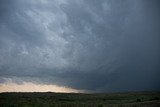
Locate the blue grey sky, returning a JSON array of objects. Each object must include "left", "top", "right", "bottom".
[{"left": 0, "top": 0, "right": 160, "bottom": 92}]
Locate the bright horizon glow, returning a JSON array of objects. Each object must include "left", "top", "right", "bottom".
[{"left": 0, "top": 82, "right": 82, "bottom": 93}]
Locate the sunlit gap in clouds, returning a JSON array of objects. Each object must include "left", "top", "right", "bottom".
[{"left": 0, "top": 82, "right": 83, "bottom": 93}]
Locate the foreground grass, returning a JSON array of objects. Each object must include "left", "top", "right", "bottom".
[{"left": 0, "top": 91, "right": 160, "bottom": 107}]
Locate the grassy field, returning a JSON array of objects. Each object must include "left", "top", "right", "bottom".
[{"left": 0, "top": 91, "right": 160, "bottom": 107}]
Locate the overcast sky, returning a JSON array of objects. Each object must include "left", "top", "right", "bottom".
[{"left": 0, "top": 0, "right": 160, "bottom": 92}]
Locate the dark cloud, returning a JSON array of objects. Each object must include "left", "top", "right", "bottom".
[{"left": 0, "top": 0, "right": 160, "bottom": 92}]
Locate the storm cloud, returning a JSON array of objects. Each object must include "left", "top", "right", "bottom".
[{"left": 0, "top": 0, "right": 160, "bottom": 92}]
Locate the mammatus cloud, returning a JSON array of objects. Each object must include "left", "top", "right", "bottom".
[{"left": 0, "top": 0, "right": 160, "bottom": 92}]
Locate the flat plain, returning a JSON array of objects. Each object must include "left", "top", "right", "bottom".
[{"left": 0, "top": 91, "right": 160, "bottom": 107}]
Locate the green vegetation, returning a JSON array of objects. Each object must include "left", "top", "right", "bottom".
[{"left": 0, "top": 91, "right": 160, "bottom": 107}]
